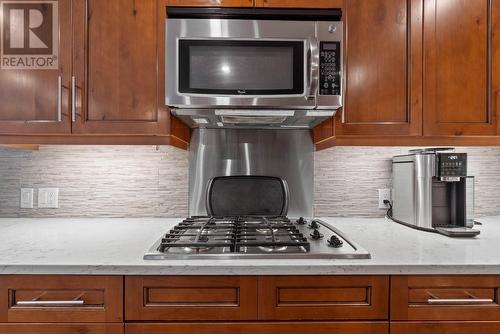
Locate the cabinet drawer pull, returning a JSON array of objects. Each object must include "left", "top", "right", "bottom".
[
  {"left": 427, "top": 298, "right": 493, "bottom": 305},
  {"left": 16, "top": 300, "right": 85, "bottom": 307}
]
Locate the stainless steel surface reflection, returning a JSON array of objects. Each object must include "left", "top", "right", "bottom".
[{"left": 189, "top": 129, "right": 313, "bottom": 217}]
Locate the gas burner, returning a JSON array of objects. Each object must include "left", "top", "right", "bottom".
[
  {"left": 182, "top": 246, "right": 213, "bottom": 253},
  {"left": 258, "top": 245, "right": 289, "bottom": 253},
  {"left": 145, "top": 217, "right": 370, "bottom": 260},
  {"left": 255, "top": 228, "right": 279, "bottom": 234}
]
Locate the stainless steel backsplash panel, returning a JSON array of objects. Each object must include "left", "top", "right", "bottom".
[{"left": 189, "top": 129, "right": 313, "bottom": 217}]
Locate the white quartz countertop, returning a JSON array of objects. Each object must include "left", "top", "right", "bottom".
[{"left": 0, "top": 216, "right": 499, "bottom": 275}]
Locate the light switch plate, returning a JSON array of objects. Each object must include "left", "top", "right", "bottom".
[
  {"left": 378, "top": 188, "right": 392, "bottom": 209},
  {"left": 20, "top": 188, "right": 34, "bottom": 209},
  {"left": 38, "top": 188, "right": 59, "bottom": 209}
]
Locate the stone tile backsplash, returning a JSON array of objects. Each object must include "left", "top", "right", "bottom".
[
  {"left": 0, "top": 145, "right": 499, "bottom": 218},
  {"left": 314, "top": 147, "right": 500, "bottom": 218},
  {"left": 0, "top": 145, "right": 189, "bottom": 218}
]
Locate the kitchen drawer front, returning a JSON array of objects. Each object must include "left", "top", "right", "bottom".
[
  {"left": 258, "top": 276, "right": 389, "bottom": 320},
  {"left": 0, "top": 324, "right": 123, "bottom": 334},
  {"left": 125, "top": 276, "right": 258, "bottom": 321},
  {"left": 0, "top": 276, "right": 123, "bottom": 323},
  {"left": 391, "top": 276, "right": 500, "bottom": 321},
  {"left": 125, "top": 322, "right": 388, "bottom": 334},
  {"left": 391, "top": 322, "right": 500, "bottom": 334}
]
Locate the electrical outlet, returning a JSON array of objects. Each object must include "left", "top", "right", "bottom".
[
  {"left": 20, "top": 188, "right": 34, "bottom": 209},
  {"left": 38, "top": 188, "right": 59, "bottom": 209},
  {"left": 378, "top": 188, "right": 392, "bottom": 209}
]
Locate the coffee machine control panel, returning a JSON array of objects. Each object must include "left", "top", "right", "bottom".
[{"left": 437, "top": 153, "right": 467, "bottom": 177}]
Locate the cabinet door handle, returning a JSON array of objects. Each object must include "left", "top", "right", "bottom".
[
  {"left": 71, "top": 76, "right": 76, "bottom": 122},
  {"left": 427, "top": 298, "right": 494, "bottom": 305},
  {"left": 57, "top": 76, "right": 62, "bottom": 122},
  {"left": 16, "top": 300, "right": 85, "bottom": 307}
]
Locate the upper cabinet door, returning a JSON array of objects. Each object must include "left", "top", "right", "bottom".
[
  {"left": 423, "top": 0, "right": 497, "bottom": 136},
  {"left": 336, "top": 0, "right": 423, "bottom": 136},
  {"left": 0, "top": 0, "right": 71, "bottom": 135},
  {"left": 255, "top": 0, "right": 342, "bottom": 8},
  {"left": 72, "top": 0, "right": 168, "bottom": 135},
  {"left": 167, "top": 0, "right": 254, "bottom": 6}
]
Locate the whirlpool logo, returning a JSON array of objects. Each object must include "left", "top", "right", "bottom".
[{"left": 0, "top": 0, "right": 58, "bottom": 69}]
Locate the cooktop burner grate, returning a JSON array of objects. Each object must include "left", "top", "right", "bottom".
[{"left": 157, "top": 216, "right": 310, "bottom": 254}]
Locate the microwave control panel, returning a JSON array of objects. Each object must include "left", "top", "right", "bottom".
[{"left": 319, "top": 42, "right": 341, "bottom": 96}]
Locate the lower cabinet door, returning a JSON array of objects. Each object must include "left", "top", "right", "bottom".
[
  {"left": 0, "top": 324, "right": 123, "bottom": 334},
  {"left": 125, "top": 276, "right": 258, "bottom": 321},
  {"left": 392, "top": 322, "right": 500, "bottom": 334},
  {"left": 258, "top": 276, "right": 389, "bottom": 320},
  {"left": 125, "top": 322, "right": 388, "bottom": 334}
]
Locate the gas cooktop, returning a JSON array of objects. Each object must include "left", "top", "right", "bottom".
[{"left": 144, "top": 216, "right": 370, "bottom": 260}]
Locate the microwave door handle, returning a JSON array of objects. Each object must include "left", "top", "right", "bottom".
[{"left": 306, "top": 38, "right": 319, "bottom": 100}]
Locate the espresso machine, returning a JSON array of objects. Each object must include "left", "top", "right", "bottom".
[{"left": 391, "top": 148, "right": 479, "bottom": 237}]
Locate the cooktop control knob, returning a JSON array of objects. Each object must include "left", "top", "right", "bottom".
[
  {"left": 297, "top": 217, "right": 306, "bottom": 225},
  {"left": 309, "top": 220, "right": 320, "bottom": 229},
  {"left": 328, "top": 235, "right": 344, "bottom": 248},
  {"left": 310, "top": 229, "right": 324, "bottom": 240}
]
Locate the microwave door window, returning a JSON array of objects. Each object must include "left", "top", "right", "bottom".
[
  {"left": 178, "top": 40, "right": 304, "bottom": 95},
  {"left": 190, "top": 46, "right": 293, "bottom": 90}
]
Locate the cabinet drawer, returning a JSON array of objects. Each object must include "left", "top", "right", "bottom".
[
  {"left": 0, "top": 276, "right": 123, "bottom": 323},
  {"left": 392, "top": 322, "right": 500, "bottom": 334},
  {"left": 0, "top": 324, "right": 123, "bottom": 334},
  {"left": 125, "top": 276, "right": 258, "bottom": 321},
  {"left": 391, "top": 276, "right": 500, "bottom": 321},
  {"left": 125, "top": 322, "right": 388, "bottom": 334},
  {"left": 258, "top": 276, "right": 389, "bottom": 320}
]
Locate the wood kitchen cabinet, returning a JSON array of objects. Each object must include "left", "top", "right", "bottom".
[
  {"left": 125, "top": 275, "right": 389, "bottom": 322},
  {"left": 0, "top": 324, "right": 123, "bottom": 334},
  {"left": 392, "top": 322, "right": 500, "bottom": 334},
  {"left": 314, "top": 0, "right": 500, "bottom": 149},
  {"left": 0, "top": 0, "right": 190, "bottom": 148},
  {"left": 125, "top": 322, "right": 388, "bottom": 334},
  {"left": 313, "top": 117, "right": 336, "bottom": 150},
  {"left": 0, "top": 275, "right": 123, "bottom": 323},
  {"left": 72, "top": 0, "right": 169, "bottom": 136},
  {"left": 423, "top": 0, "right": 498, "bottom": 136},
  {"left": 125, "top": 276, "right": 259, "bottom": 321},
  {"left": 335, "top": 0, "right": 422, "bottom": 137},
  {"left": 4, "top": 274, "right": 500, "bottom": 334},
  {"left": 0, "top": 275, "right": 124, "bottom": 334},
  {"left": 391, "top": 275, "right": 500, "bottom": 334},
  {"left": 0, "top": 0, "right": 72, "bottom": 135},
  {"left": 258, "top": 275, "right": 389, "bottom": 320},
  {"left": 391, "top": 275, "right": 500, "bottom": 321}
]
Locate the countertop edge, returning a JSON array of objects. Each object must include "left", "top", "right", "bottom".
[{"left": 2, "top": 264, "right": 500, "bottom": 275}]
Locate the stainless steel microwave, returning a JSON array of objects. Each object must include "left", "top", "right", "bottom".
[{"left": 166, "top": 8, "right": 343, "bottom": 129}]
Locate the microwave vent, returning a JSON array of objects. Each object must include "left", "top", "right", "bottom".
[{"left": 220, "top": 115, "right": 288, "bottom": 125}]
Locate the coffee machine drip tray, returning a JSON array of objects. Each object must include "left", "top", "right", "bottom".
[{"left": 435, "top": 227, "right": 480, "bottom": 237}]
